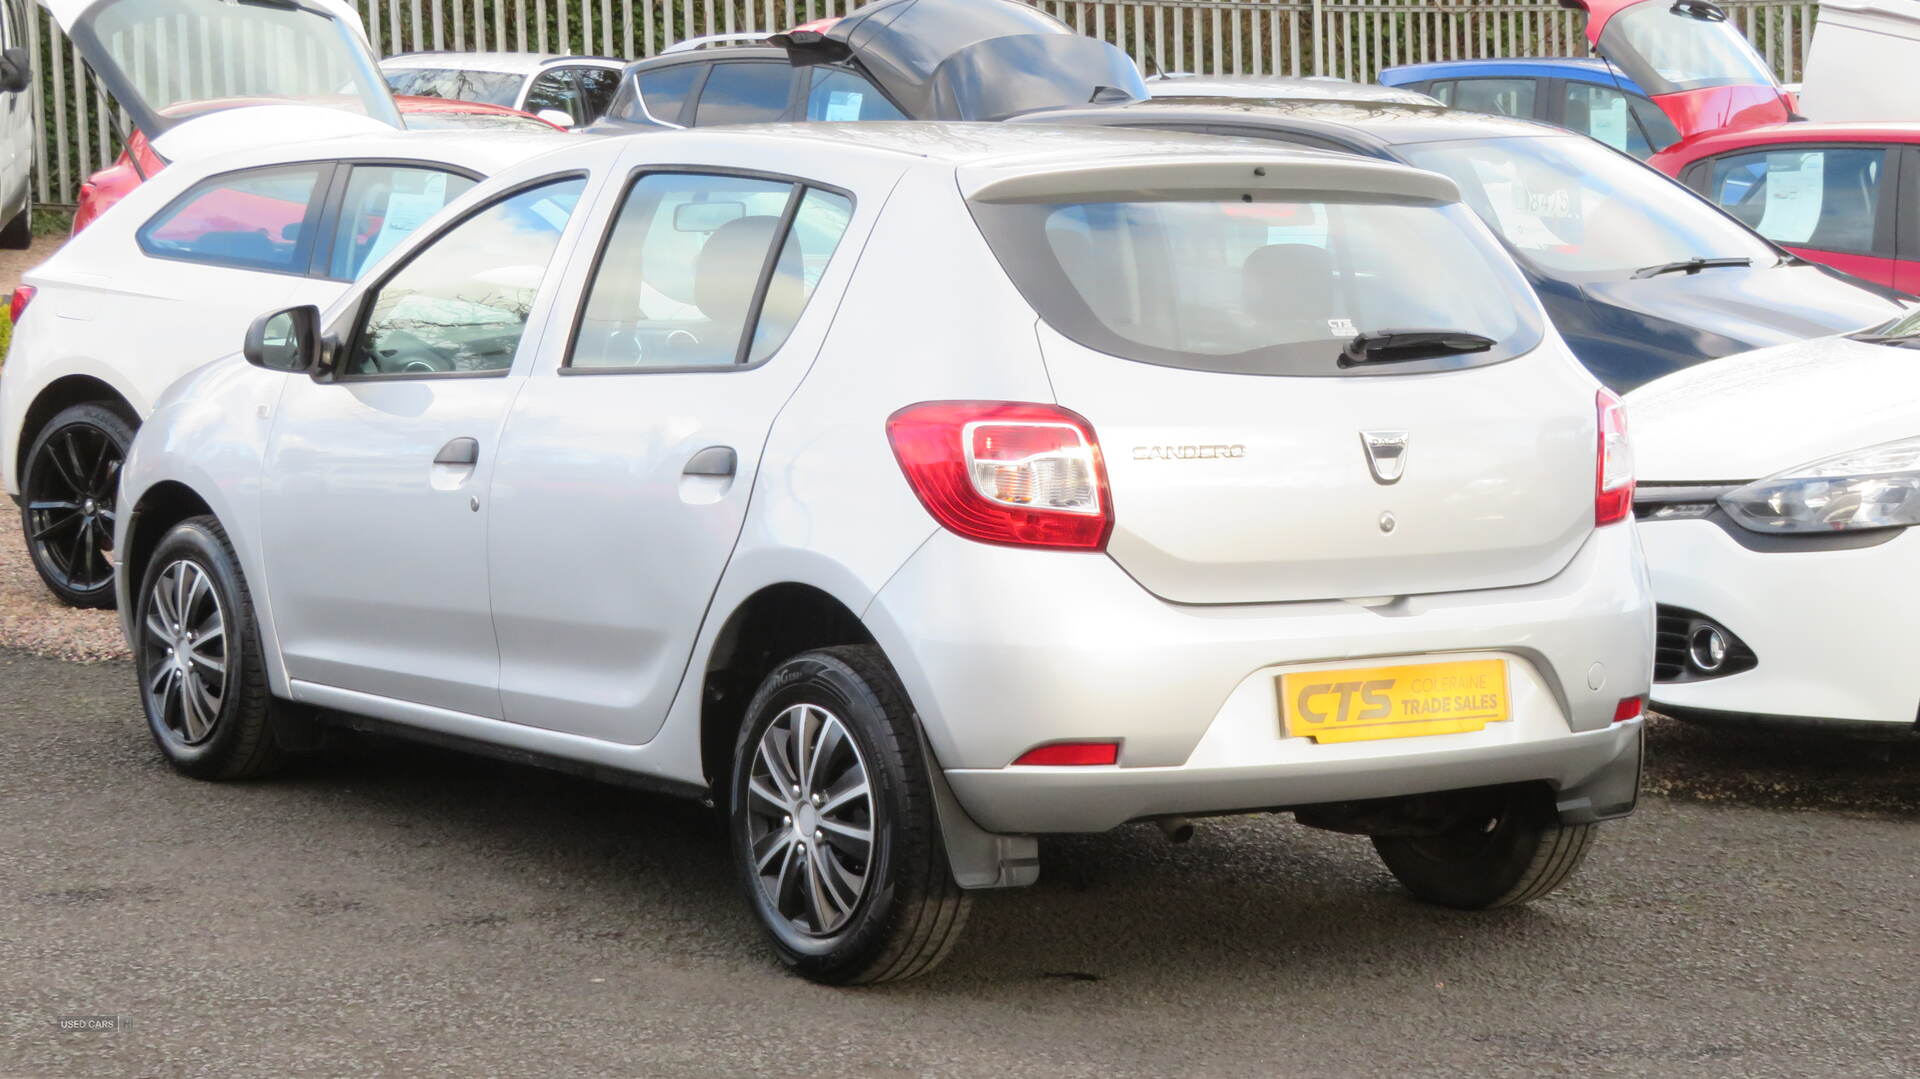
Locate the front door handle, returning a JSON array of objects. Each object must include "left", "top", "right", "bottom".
[
  {"left": 683, "top": 446, "right": 736, "bottom": 477},
  {"left": 434, "top": 437, "right": 479, "bottom": 466}
]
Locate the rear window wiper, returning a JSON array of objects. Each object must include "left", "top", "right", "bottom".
[
  {"left": 1339, "top": 329, "right": 1497, "bottom": 368},
  {"left": 1631, "top": 256, "right": 1752, "bottom": 279}
]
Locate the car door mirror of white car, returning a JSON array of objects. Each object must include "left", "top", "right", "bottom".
[
  {"left": 0, "top": 48, "right": 29, "bottom": 94},
  {"left": 535, "top": 108, "right": 575, "bottom": 129},
  {"left": 244, "top": 305, "right": 322, "bottom": 375}
]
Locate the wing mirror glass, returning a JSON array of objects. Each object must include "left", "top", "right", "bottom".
[
  {"left": 243, "top": 305, "right": 321, "bottom": 374},
  {"left": 0, "top": 48, "right": 30, "bottom": 94}
]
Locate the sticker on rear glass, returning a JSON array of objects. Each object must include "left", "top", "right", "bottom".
[{"left": 1328, "top": 318, "right": 1356, "bottom": 337}]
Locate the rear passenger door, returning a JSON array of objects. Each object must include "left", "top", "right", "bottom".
[
  {"left": 485, "top": 159, "right": 881, "bottom": 744},
  {"left": 1687, "top": 144, "right": 1902, "bottom": 289}
]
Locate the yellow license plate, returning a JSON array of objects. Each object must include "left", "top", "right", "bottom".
[{"left": 1278, "top": 658, "right": 1510, "bottom": 744}]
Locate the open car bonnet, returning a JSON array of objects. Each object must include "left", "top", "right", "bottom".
[
  {"left": 772, "top": 0, "right": 1146, "bottom": 121},
  {"left": 45, "top": 0, "right": 402, "bottom": 162}
]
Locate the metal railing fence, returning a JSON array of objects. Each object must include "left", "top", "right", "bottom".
[{"left": 23, "top": 0, "right": 1820, "bottom": 205}]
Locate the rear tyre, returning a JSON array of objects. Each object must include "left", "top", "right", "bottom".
[
  {"left": 729, "top": 645, "right": 970, "bottom": 985},
  {"left": 134, "top": 515, "right": 286, "bottom": 780},
  {"left": 1371, "top": 785, "right": 1594, "bottom": 909},
  {"left": 20, "top": 402, "right": 133, "bottom": 608}
]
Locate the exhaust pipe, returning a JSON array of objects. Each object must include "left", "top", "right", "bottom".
[{"left": 1156, "top": 816, "right": 1194, "bottom": 844}]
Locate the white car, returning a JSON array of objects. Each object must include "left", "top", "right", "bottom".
[
  {"left": 0, "top": 0, "right": 34, "bottom": 250},
  {"left": 1629, "top": 324, "right": 1920, "bottom": 732},
  {"left": 0, "top": 0, "right": 570, "bottom": 606},
  {"left": 380, "top": 52, "right": 626, "bottom": 130},
  {"left": 113, "top": 122, "right": 1652, "bottom": 983}
]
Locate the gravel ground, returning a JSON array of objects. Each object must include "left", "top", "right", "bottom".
[{"left": 0, "top": 501, "right": 127, "bottom": 661}]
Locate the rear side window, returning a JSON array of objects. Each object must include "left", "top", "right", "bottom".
[
  {"left": 524, "top": 69, "right": 584, "bottom": 125},
  {"left": 327, "top": 165, "right": 478, "bottom": 280},
  {"left": 693, "top": 62, "right": 792, "bottom": 126},
  {"left": 621, "top": 63, "right": 700, "bottom": 124},
  {"left": 972, "top": 195, "right": 1544, "bottom": 377},
  {"left": 569, "top": 172, "right": 853, "bottom": 370},
  {"left": 1707, "top": 147, "right": 1887, "bottom": 255},
  {"left": 138, "top": 164, "right": 325, "bottom": 272},
  {"left": 806, "top": 68, "right": 906, "bottom": 121},
  {"left": 384, "top": 68, "right": 522, "bottom": 108}
]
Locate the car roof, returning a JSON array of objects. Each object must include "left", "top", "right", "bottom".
[
  {"left": 184, "top": 128, "right": 575, "bottom": 182},
  {"left": 625, "top": 45, "right": 791, "bottom": 71},
  {"left": 1146, "top": 75, "right": 1440, "bottom": 106},
  {"left": 1012, "top": 98, "right": 1571, "bottom": 148},
  {"left": 1659, "top": 120, "right": 1920, "bottom": 161},
  {"left": 382, "top": 51, "right": 622, "bottom": 75},
  {"left": 1383, "top": 57, "right": 1630, "bottom": 82}
]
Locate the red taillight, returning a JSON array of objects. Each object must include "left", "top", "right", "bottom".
[
  {"left": 1595, "top": 388, "right": 1633, "bottom": 526},
  {"left": 886, "top": 401, "right": 1113, "bottom": 551},
  {"left": 1011, "top": 741, "right": 1120, "bottom": 766},
  {"left": 1613, "top": 696, "right": 1644, "bottom": 723},
  {"left": 9, "top": 285, "right": 34, "bottom": 324}
]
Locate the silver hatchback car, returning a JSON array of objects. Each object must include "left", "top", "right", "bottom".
[{"left": 115, "top": 124, "right": 1652, "bottom": 984}]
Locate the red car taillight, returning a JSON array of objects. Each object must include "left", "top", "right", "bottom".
[
  {"left": 1595, "top": 388, "right": 1634, "bottom": 526},
  {"left": 886, "top": 401, "right": 1113, "bottom": 551},
  {"left": 9, "top": 285, "right": 34, "bottom": 324}
]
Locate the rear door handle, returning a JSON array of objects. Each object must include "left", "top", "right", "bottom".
[
  {"left": 435, "top": 437, "right": 479, "bottom": 466},
  {"left": 683, "top": 446, "right": 737, "bottom": 477}
]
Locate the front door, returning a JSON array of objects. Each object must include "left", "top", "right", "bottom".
[
  {"left": 486, "top": 167, "right": 868, "bottom": 744},
  {"left": 259, "top": 177, "right": 588, "bottom": 717}
]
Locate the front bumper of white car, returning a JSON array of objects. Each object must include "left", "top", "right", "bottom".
[
  {"left": 865, "top": 522, "right": 1652, "bottom": 835},
  {"left": 1639, "top": 507, "right": 1920, "bottom": 730}
]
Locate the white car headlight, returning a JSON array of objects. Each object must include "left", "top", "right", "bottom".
[{"left": 1720, "top": 435, "right": 1920, "bottom": 534}]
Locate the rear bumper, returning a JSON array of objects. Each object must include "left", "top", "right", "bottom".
[
  {"left": 865, "top": 522, "right": 1652, "bottom": 834},
  {"left": 1642, "top": 518, "right": 1919, "bottom": 726}
]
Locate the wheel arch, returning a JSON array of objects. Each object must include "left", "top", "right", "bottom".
[
  {"left": 121, "top": 480, "right": 216, "bottom": 607},
  {"left": 15, "top": 375, "right": 139, "bottom": 489}
]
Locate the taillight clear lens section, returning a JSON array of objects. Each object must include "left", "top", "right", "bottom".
[
  {"left": 1595, "top": 388, "right": 1633, "bottom": 526},
  {"left": 9, "top": 284, "right": 34, "bottom": 324},
  {"left": 887, "top": 401, "right": 1113, "bottom": 551}
]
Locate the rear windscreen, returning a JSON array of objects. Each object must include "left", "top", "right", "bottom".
[{"left": 971, "top": 194, "right": 1545, "bottom": 376}]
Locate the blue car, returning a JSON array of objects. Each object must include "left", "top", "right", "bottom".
[{"left": 1381, "top": 59, "right": 1681, "bottom": 159}]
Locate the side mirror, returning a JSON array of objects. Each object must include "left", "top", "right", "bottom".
[
  {"left": 0, "top": 48, "right": 30, "bottom": 94},
  {"left": 534, "top": 108, "right": 575, "bottom": 129},
  {"left": 243, "top": 305, "right": 321, "bottom": 374}
]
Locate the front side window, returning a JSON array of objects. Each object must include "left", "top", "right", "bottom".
[
  {"left": 574, "top": 66, "right": 622, "bottom": 121},
  {"left": 1398, "top": 134, "right": 1777, "bottom": 276},
  {"left": 570, "top": 173, "right": 852, "bottom": 370},
  {"left": 523, "top": 69, "right": 584, "bottom": 125},
  {"left": 1437, "top": 77, "right": 1538, "bottom": 118},
  {"left": 1564, "top": 83, "right": 1652, "bottom": 158},
  {"left": 1707, "top": 147, "right": 1887, "bottom": 255},
  {"left": 327, "top": 166, "right": 478, "bottom": 280},
  {"left": 384, "top": 67, "right": 523, "bottom": 108},
  {"left": 806, "top": 68, "right": 906, "bottom": 122},
  {"left": 971, "top": 194, "right": 1544, "bottom": 377},
  {"left": 138, "top": 164, "right": 325, "bottom": 272},
  {"left": 693, "top": 62, "right": 792, "bottom": 126},
  {"left": 346, "top": 178, "right": 586, "bottom": 377}
]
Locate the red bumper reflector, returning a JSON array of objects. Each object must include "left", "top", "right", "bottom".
[
  {"left": 1613, "top": 697, "right": 1644, "bottom": 723},
  {"left": 1011, "top": 741, "right": 1119, "bottom": 767}
]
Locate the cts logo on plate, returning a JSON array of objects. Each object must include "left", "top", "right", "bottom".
[{"left": 1278, "top": 658, "right": 1511, "bottom": 743}]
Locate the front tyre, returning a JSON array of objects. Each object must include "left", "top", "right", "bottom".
[
  {"left": 1371, "top": 785, "right": 1595, "bottom": 909},
  {"left": 21, "top": 402, "right": 133, "bottom": 607},
  {"left": 134, "top": 516, "right": 285, "bottom": 780},
  {"left": 729, "top": 645, "right": 969, "bottom": 985}
]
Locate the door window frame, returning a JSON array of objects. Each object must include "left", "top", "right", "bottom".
[
  {"left": 1691, "top": 141, "right": 1902, "bottom": 260},
  {"left": 329, "top": 170, "right": 594, "bottom": 384},
  {"left": 557, "top": 164, "right": 857, "bottom": 377},
  {"left": 309, "top": 158, "right": 486, "bottom": 281}
]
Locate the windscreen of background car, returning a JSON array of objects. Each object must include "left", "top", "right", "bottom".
[
  {"left": 75, "top": 0, "right": 402, "bottom": 135},
  {"left": 1398, "top": 135, "right": 1777, "bottom": 277},
  {"left": 971, "top": 194, "right": 1544, "bottom": 376},
  {"left": 1599, "top": 3, "right": 1781, "bottom": 93},
  {"left": 384, "top": 68, "right": 523, "bottom": 107}
]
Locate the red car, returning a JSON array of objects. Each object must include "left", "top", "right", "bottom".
[
  {"left": 70, "top": 97, "right": 562, "bottom": 235},
  {"left": 1565, "top": 0, "right": 1796, "bottom": 142},
  {"left": 1651, "top": 123, "right": 1920, "bottom": 293}
]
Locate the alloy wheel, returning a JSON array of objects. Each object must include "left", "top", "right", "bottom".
[
  {"left": 24, "top": 422, "right": 121, "bottom": 594},
  {"left": 744, "top": 703, "right": 877, "bottom": 937},
  {"left": 139, "top": 559, "right": 228, "bottom": 745}
]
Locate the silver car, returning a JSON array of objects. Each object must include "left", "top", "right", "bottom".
[{"left": 114, "top": 123, "right": 1652, "bottom": 984}]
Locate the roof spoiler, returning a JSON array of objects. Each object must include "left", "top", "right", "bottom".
[{"left": 962, "top": 155, "right": 1462, "bottom": 206}]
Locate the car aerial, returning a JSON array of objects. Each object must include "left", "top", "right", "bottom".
[
  {"left": 0, "top": 0, "right": 34, "bottom": 251},
  {"left": 1650, "top": 122, "right": 1920, "bottom": 294},
  {"left": 71, "top": 97, "right": 564, "bottom": 236},
  {"left": 112, "top": 122, "right": 1651, "bottom": 984},
  {"left": 1627, "top": 318, "right": 1920, "bottom": 734},
  {"left": 1379, "top": 58, "right": 1681, "bottom": 160},
  {"left": 1147, "top": 73, "right": 1440, "bottom": 107},
  {"left": 584, "top": 0, "right": 1144, "bottom": 133},
  {"left": 2, "top": 0, "right": 571, "bottom": 607},
  {"left": 1559, "top": 0, "right": 1794, "bottom": 140},
  {"left": 378, "top": 52, "right": 626, "bottom": 131},
  {"left": 1013, "top": 99, "right": 1910, "bottom": 392}
]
